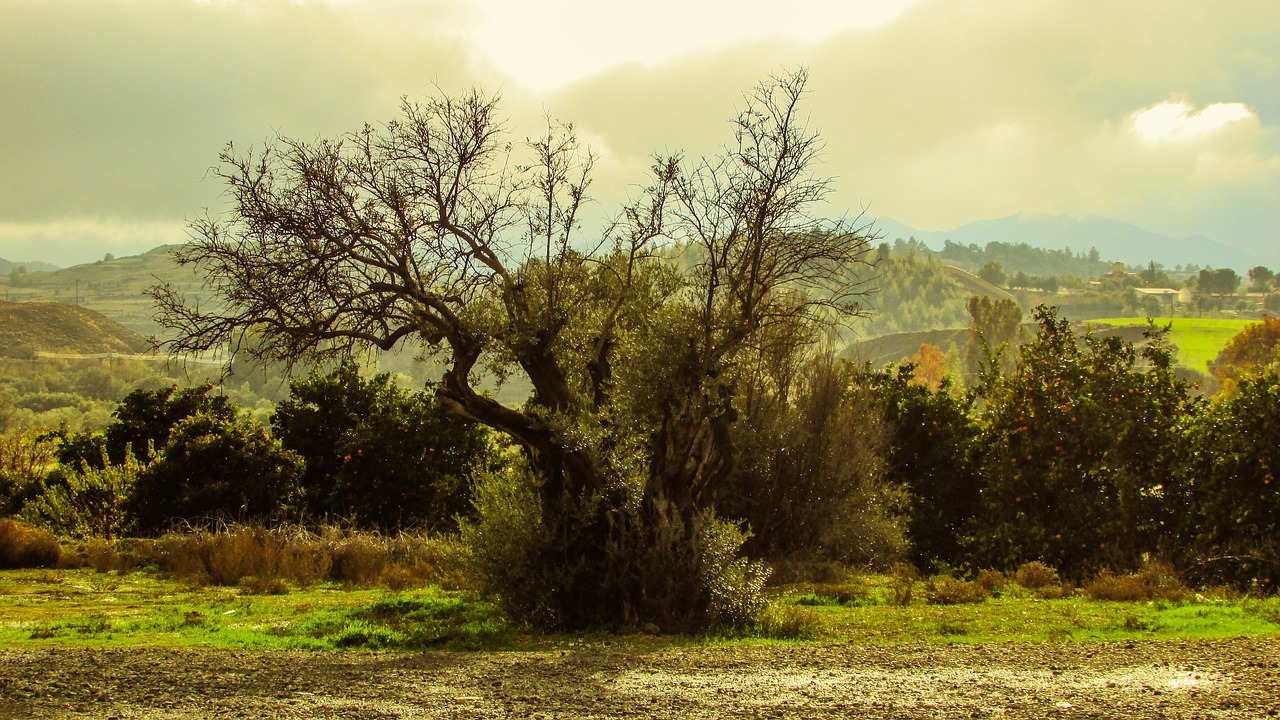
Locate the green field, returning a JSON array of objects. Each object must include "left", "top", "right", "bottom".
[
  {"left": 1090, "top": 317, "right": 1254, "bottom": 374},
  {"left": 3, "top": 568, "right": 1277, "bottom": 651}
]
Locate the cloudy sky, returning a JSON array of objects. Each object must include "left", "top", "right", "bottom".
[{"left": 1, "top": 0, "right": 1276, "bottom": 266}]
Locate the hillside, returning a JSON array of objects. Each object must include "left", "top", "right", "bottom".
[
  {"left": 0, "top": 258, "right": 60, "bottom": 274},
  {"left": 0, "top": 301, "right": 154, "bottom": 357},
  {"left": 0, "top": 245, "right": 208, "bottom": 339}
]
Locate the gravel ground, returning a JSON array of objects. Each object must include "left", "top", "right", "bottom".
[{"left": 1, "top": 638, "right": 1278, "bottom": 719}]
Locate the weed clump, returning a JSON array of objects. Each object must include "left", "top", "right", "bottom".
[
  {"left": 888, "top": 562, "right": 919, "bottom": 606},
  {"left": 925, "top": 576, "right": 990, "bottom": 605},
  {"left": 1014, "top": 561, "right": 1060, "bottom": 589},
  {"left": 759, "top": 605, "right": 825, "bottom": 640},
  {"left": 1086, "top": 561, "right": 1191, "bottom": 602}
]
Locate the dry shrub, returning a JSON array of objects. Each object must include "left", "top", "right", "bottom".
[
  {"left": 889, "top": 562, "right": 919, "bottom": 606},
  {"left": 147, "top": 525, "right": 331, "bottom": 587},
  {"left": 90, "top": 523, "right": 470, "bottom": 590},
  {"left": 0, "top": 518, "right": 61, "bottom": 569},
  {"left": 1086, "top": 561, "right": 1190, "bottom": 603},
  {"left": 975, "top": 569, "right": 1006, "bottom": 594},
  {"left": 925, "top": 576, "right": 990, "bottom": 605},
  {"left": 328, "top": 533, "right": 389, "bottom": 586},
  {"left": 1014, "top": 561, "right": 1061, "bottom": 589}
]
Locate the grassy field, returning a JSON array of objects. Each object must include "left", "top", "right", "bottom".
[
  {"left": 1089, "top": 317, "right": 1254, "bottom": 374},
  {"left": 3, "top": 568, "right": 1277, "bottom": 651}
]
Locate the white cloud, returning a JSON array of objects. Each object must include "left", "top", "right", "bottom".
[
  {"left": 1131, "top": 98, "right": 1256, "bottom": 143},
  {"left": 466, "top": 0, "right": 921, "bottom": 90}
]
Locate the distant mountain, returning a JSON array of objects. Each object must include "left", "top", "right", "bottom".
[
  {"left": 0, "top": 258, "right": 61, "bottom": 274},
  {"left": 0, "top": 300, "right": 153, "bottom": 356},
  {"left": 872, "top": 214, "right": 1275, "bottom": 272}
]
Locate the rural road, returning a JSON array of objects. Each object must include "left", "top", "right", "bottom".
[{"left": 1, "top": 638, "right": 1278, "bottom": 718}]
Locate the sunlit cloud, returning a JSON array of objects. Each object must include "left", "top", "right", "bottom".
[{"left": 1131, "top": 98, "right": 1256, "bottom": 144}]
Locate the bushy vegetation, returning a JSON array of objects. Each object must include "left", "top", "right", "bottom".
[
  {"left": 967, "top": 307, "right": 1191, "bottom": 579},
  {"left": 271, "top": 360, "right": 496, "bottom": 529}
]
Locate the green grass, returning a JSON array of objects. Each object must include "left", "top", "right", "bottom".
[
  {"left": 4, "top": 568, "right": 1278, "bottom": 651},
  {"left": 1090, "top": 317, "right": 1254, "bottom": 374},
  {"left": 0, "top": 568, "right": 515, "bottom": 651}
]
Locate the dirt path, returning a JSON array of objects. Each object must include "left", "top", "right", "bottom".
[{"left": 2, "top": 638, "right": 1278, "bottom": 718}]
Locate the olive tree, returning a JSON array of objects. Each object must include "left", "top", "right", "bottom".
[{"left": 153, "top": 70, "right": 874, "bottom": 629}]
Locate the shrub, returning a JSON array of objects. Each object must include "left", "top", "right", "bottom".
[
  {"left": 861, "top": 363, "right": 980, "bottom": 570},
  {"left": 128, "top": 413, "right": 304, "bottom": 534},
  {"left": 0, "top": 518, "right": 61, "bottom": 568},
  {"left": 1178, "top": 371, "right": 1280, "bottom": 591},
  {"left": 19, "top": 449, "right": 143, "bottom": 540},
  {"left": 1014, "top": 561, "right": 1060, "bottom": 589},
  {"left": 328, "top": 533, "right": 389, "bottom": 586},
  {"left": 271, "top": 360, "right": 499, "bottom": 530},
  {"left": 968, "top": 307, "right": 1191, "bottom": 578},
  {"left": 54, "top": 384, "right": 237, "bottom": 470},
  {"left": 724, "top": 353, "right": 909, "bottom": 568},
  {"left": 924, "top": 576, "right": 990, "bottom": 605},
  {"left": 1085, "top": 571, "right": 1150, "bottom": 602},
  {"left": 1085, "top": 562, "right": 1190, "bottom": 602},
  {"left": 462, "top": 461, "right": 769, "bottom": 631},
  {"left": 975, "top": 568, "right": 1007, "bottom": 594}
]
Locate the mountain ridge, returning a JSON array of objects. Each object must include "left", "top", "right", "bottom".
[{"left": 872, "top": 213, "right": 1276, "bottom": 272}]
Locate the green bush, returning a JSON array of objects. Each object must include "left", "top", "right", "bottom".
[
  {"left": 128, "top": 413, "right": 304, "bottom": 534},
  {"left": 19, "top": 449, "right": 142, "bottom": 540},
  {"left": 1178, "top": 371, "right": 1280, "bottom": 590},
  {"left": 967, "top": 307, "right": 1192, "bottom": 579},
  {"left": 271, "top": 360, "right": 498, "bottom": 530},
  {"left": 860, "top": 363, "right": 980, "bottom": 570}
]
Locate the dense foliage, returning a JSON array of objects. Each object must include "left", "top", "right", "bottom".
[
  {"left": 271, "top": 361, "right": 496, "bottom": 529},
  {"left": 722, "top": 354, "right": 908, "bottom": 567},
  {"left": 1178, "top": 371, "right": 1280, "bottom": 590},
  {"left": 861, "top": 364, "right": 979, "bottom": 570},
  {"left": 127, "top": 412, "right": 304, "bottom": 534},
  {"left": 966, "top": 307, "right": 1192, "bottom": 578}
]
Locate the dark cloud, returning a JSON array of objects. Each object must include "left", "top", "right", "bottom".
[{"left": 0, "top": 0, "right": 486, "bottom": 223}]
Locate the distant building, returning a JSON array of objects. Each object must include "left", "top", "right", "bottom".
[{"left": 1134, "top": 288, "right": 1179, "bottom": 302}]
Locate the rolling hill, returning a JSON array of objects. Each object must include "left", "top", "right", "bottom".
[{"left": 0, "top": 300, "right": 155, "bottom": 357}]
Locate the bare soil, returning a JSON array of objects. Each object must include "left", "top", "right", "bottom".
[{"left": 1, "top": 638, "right": 1278, "bottom": 718}]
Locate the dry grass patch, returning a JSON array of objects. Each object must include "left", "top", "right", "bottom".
[
  {"left": 1086, "top": 561, "right": 1191, "bottom": 603},
  {"left": 0, "top": 519, "right": 61, "bottom": 569}
]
